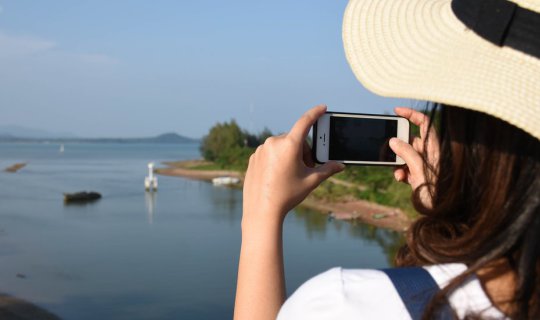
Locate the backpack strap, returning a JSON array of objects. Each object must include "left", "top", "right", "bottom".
[{"left": 382, "top": 267, "right": 452, "bottom": 320}]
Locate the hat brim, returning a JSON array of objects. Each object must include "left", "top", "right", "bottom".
[{"left": 343, "top": 0, "right": 540, "bottom": 140}]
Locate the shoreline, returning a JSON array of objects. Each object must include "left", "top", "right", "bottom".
[
  {"left": 156, "top": 160, "right": 412, "bottom": 232},
  {"left": 156, "top": 167, "right": 243, "bottom": 181}
]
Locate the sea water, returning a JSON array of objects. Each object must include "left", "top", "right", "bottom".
[{"left": 0, "top": 143, "right": 401, "bottom": 320}]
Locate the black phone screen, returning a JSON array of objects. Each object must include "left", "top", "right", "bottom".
[{"left": 329, "top": 116, "right": 397, "bottom": 161}]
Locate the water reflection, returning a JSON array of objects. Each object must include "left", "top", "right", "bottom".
[
  {"left": 199, "top": 182, "right": 405, "bottom": 266},
  {"left": 145, "top": 191, "right": 157, "bottom": 224},
  {"left": 62, "top": 198, "right": 101, "bottom": 207},
  {"left": 206, "top": 185, "right": 242, "bottom": 224},
  {"left": 293, "top": 206, "right": 405, "bottom": 266}
]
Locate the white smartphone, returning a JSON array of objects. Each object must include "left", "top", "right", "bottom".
[{"left": 313, "top": 112, "right": 409, "bottom": 166}]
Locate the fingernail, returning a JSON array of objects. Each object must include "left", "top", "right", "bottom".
[
  {"left": 389, "top": 138, "right": 399, "bottom": 147},
  {"left": 328, "top": 161, "right": 345, "bottom": 170}
]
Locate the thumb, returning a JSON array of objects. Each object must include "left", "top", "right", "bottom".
[
  {"left": 306, "top": 161, "right": 345, "bottom": 188},
  {"left": 389, "top": 137, "right": 423, "bottom": 176}
]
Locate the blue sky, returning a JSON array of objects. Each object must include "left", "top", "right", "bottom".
[{"left": 0, "top": 0, "right": 403, "bottom": 138}]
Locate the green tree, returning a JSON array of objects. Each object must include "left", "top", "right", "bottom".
[
  {"left": 200, "top": 120, "right": 274, "bottom": 170},
  {"left": 200, "top": 120, "right": 245, "bottom": 162},
  {"left": 257, "top": 127, "right": 273, "bottom": 144}
]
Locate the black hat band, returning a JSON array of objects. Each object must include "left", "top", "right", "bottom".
[{"left": 451, "top": 0, "right": 540, "bottom": 59}]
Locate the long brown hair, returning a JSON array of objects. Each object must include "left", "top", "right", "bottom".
[{"left": 395, "top": 104, "right": 540, "bottom": 319}]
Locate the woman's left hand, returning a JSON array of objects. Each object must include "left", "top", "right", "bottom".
[{"left": 242, "top": 105, "right": 345, "bottom": 228}]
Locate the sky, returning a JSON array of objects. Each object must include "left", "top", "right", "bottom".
[{"left": 0, "top": 0, "right": 404, "bottom": 139}]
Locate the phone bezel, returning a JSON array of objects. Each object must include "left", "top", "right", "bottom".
[{"left": 312, "top": 111, "right": 409, "bottom": 166}]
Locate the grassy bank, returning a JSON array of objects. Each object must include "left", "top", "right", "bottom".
[
  {"left": 168, "top": 159, "right": 417, "bottom": 219},
  {"left": 198, "top": 161, "right": 418, "bottom": 218}
]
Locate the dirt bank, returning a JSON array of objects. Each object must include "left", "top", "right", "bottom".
[{"left": 301, "top": 197, "right": 410, "bottom": 232}]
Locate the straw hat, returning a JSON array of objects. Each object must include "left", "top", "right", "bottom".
[{"left": 343, "top": 0, "right": 540, "bottom": 140}]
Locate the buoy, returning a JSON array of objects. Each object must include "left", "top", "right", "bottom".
[{"left": 145, "top": 162, "right": 158, "bottom": 191}]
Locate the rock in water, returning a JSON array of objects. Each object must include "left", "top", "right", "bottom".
[
  {"left": 64, "top": 191, "right": 102, "bottom": 203},
  {"left": 0, "top": 293, "right": 62, "bottom": 319},
  {"left": 4, "top": 163, "right": 26, "bottom": 173}
]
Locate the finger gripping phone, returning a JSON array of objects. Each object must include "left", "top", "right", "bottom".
[{"left": 313, "top": 111, "right": 409, "bottom": 166}]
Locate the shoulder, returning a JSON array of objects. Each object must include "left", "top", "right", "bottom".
[
  {"left": 277, "top": 267, "right": 410, "bottom": 320},
  {"left": 424, "top": 264, "right": 506, "bottom": 319}
]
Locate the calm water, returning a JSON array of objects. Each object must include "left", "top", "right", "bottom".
[{"left": 0, "top": 143, "right": 402, "bottom": 319}]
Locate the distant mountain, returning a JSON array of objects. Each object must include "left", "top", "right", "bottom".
[
  {"left": 145, "top": 133, "right": 197, "bottom": 143},
  {"left": 0, "top": 125, "right": 77, "bottom": 139},
  {"left": 0, "top": 132, "right": 198, "bottom": 144}
]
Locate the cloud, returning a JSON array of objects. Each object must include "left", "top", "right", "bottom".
[{"left": 0, "top": 32, "right": 56, "bottom": 57}]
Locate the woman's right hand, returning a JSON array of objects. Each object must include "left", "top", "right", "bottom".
[
  {"left": 389, "top": 107, "right": 440, "bottom": 208},
  {"left": 241, "top": 105, "right": 344, "bottom": 228}
]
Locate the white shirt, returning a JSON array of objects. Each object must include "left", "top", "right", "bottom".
[{"left": 277, "top": 263, "right": 505, "bottom": 319}]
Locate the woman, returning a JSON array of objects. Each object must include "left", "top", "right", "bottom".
[{"left": 234, "top": 0, "right": 540, "bottom": 318}]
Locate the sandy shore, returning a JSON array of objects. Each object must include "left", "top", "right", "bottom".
[
  {"left": 156, "top": 160, "right": 412, "bottom": 232},
  {"left": 155, "top": 160, "right": 244, "bottom": 182},
  {"left": 0, "top": 294, "right": 61, "bottom": 319}
]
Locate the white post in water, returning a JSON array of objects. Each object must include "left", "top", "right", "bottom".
[{"left": 144, "top": 162, "right": 158, "bottom": 191}]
